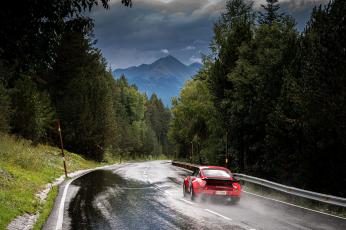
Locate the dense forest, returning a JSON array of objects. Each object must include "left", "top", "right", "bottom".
[
  {"left": 169, "top": 0, "right": 346, "bottom": 197},
  {"left": 0, "top": 0, "right": 171, "bottom": 162}
]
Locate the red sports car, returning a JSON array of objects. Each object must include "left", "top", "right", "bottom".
[{"left": 183, "top": 166, "right": 241, "bottom": 203}]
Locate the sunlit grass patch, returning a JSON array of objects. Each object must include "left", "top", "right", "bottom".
[{"left": 0, "top": 133, "right": 101, "bottom": 229}]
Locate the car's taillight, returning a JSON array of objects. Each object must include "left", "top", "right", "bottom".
[
  {"left": 199, "top": 178, "right": 206, "bottom": 187},
  {"left": 232, "top": 183, "right": 239, "bottom": 191}
]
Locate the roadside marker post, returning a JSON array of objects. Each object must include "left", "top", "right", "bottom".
[
  {"left": 56, "top": 119, "right": 68, "bottom": 178},
  {"left": 225, "top": 131, "right": 228, "bottom": 167}
]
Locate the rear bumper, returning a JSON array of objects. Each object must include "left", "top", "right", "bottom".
[{"left": 195, "top": 188, "right": 241, "bottom": 197}]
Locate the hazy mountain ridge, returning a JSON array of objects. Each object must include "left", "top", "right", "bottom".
[{"left": 113, "top": 55, "right": 202, "bottom": 106}]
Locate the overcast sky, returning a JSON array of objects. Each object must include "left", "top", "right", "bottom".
[{"left": 89, "top": 0, "right": 328, "bottom": 69}]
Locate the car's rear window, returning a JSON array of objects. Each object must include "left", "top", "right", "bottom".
[{"left": 202, "top": 169, "right": 231, "bottom": 177}]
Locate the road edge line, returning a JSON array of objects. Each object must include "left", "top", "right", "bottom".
[
  {"left": 204, "top": 209, "right": 232, "bottom": 221},
  {"left": 54, "top": 163, "right": 125, "bottom": 230},
  {"left": 179, "top": 198, "right": 194, "bottom": 205},
  {"left": 55, "top": 178, "right": 72, "bottom": 230}
]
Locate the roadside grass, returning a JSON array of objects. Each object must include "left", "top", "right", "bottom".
[
  {"left": 33, "top": 186, "right": 58, "bottom": 230},
  {"left": 242, "top": 182, "right": 346, "bottom": 218},
  {"left": 0, "top": 133, "right": 101, "bottom": 229}
]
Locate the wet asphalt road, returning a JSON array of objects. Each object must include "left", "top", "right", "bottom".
[{"left": 62, "top": 161, "right": 346, "bottom": 230}]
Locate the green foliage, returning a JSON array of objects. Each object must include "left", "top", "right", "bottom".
[
  {"left": 0, "top": 0, "right": 169, "bottom": 165},
  {"left": 11, "top": 76, "right": 55, "bottom": 143},
  {"left": 169, "top": 69, "right": 223, "bottom": 164},
  {"left": 298, "top": 0, "right": 346, "bottom": 194},
  {"left": 208, "top": 0, "right": 254, "bottom": 129},
  {"left": 0, "top": 83, "right": 12, "bottom": 132},
  {"left": 169, "top": 0, "right": 346, "bottom": 197},
  {"left": 44, "top": 28, "right": 171, "bottom": 161},
  {"left": 0, "top": 0, "right": 131, "bottom": 84},
  {"left": 258, "top": 0, "right": 284, "bottom": 25},
  {"left": 146, "top": 94, "right": 171, "bottom": 154},
  {"left": 50, "top": 31, "right": 116, "bottom": 160}
]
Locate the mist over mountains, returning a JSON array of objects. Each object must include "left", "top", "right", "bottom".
[{"left": 113, "top": 55, "right": 202, "bottom": 106}]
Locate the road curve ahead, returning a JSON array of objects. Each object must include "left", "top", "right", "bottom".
[{"left": 60, "top": 161, "right": 346, "bottom": 230}]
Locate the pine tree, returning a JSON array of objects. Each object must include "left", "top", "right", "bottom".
[
  {"left": 207, "top": 0, "right": 255, "bottom": 170},
  {"left": 145, "top": 93, "right": 171, "bottom": 155},
  {"left": 0, "top": 83, "right": 12, "bottom": 132},
  {"left": 258, "top": 0, "right": 283, "bottom": 25},
  {"left": 299, "top": 0, "right": 346, "bottom": 195},
  {"left": 11, "top": 76, "right": 54, "bottom": 142}
]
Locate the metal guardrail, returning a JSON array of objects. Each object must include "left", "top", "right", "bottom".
[
  {"left": 172, "top": 161, "right": 199, "bottom": 171},
  {"left": 172, "top": 161, "right": 346, "bottom": 208}
]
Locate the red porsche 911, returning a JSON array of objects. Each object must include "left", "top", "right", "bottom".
[{"left": 183, "top": 166, "right": 241, "bottom": 203}]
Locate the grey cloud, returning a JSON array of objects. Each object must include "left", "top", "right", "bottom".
[
  {"left": 161, "top": 49, "right": 169, "bottom": 54},
  {"left": 182, "top": 46, "right": 196, "bottom": 51},
  {"left": 90, "top": 0, "right": 329, "bottom": 69},
  {"left": 251, "top": 0, "right": 328, "bottom": 10},
  {"left": 89, "top": 0, "right": 224, "bottom": 68},
  {"left": 282, "top": 0, "right": 328, "bottom": 11}
]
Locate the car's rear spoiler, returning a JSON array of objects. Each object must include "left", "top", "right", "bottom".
[{"left": 203, "top": 177, "right": 240, "bottom": 183}]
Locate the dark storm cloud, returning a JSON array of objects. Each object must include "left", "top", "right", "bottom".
[
  {"left": 90, "top": 0, "right": 328, "bottom": 69},
  {"left": 90, "top": 0, "right": 224, "bottom": 68}
]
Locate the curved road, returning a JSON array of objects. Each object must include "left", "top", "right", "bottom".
[{"left": 51, "top": 161, "right": 346, "bottom": 230}]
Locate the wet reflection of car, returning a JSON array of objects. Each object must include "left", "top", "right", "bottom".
[{"left": 183, "top": 166, "right": 241, "bottom": 204}]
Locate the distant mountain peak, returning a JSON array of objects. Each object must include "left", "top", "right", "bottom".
[
  {"left": 152, "top": 55, "right": 184, "bottom": 66},
  {"left": 113, "top": 56, "right": 202, "bottom": 106},
  {"left": 162, "top": 54, "right": 177, "bottom": 60},
  {"left": 162, "top": 54, "right": 176, "bottom": 60}
]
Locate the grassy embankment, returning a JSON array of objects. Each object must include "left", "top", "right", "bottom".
[{"left": 0, "top": 134, "right": 102, "bottom": 229}]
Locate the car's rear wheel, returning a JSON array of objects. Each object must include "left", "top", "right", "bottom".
[
  {"left": 190, "top": 185, "right": 195, "bottom": 201},
  {"left": 230, "top": 197, "right": 240, "bottom": 204}
]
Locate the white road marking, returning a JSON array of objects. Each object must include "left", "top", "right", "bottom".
[
  {"left": 179, "top": 198, "right": 195, "bottom": 205},
  {"left": 119, "top": 186, "right": 155, "bottom": 190},
  {"left": 243, "top": 190, "right": 346, "bottom": 220},
  {"left": 204, "top": 209, "right": 232, "bottom": 221},
  {"left": 55, "top": 179, "right": 72, "bottom": 230},
  {"left": 55, "top": 165, "right": 124, "bottom": 230}
]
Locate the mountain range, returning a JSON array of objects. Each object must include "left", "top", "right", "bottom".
[{"left": 113, "top": 55, "right": 202, "bottom": 106}]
